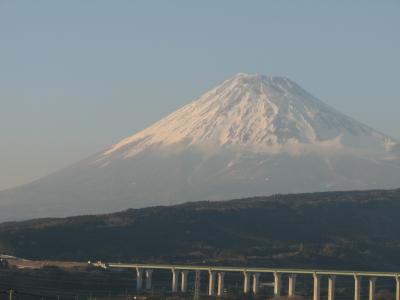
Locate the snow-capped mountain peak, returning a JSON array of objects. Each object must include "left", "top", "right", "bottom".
[
  {"left": 1, "top": 73, "right": 399, "bottom": 221},
  {"left": 102, "top": 73, "right": 397, "bottom": 159}
]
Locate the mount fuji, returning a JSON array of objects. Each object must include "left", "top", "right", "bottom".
[{"left": 1, "top": 73, "right": 399, "bottom": 221}]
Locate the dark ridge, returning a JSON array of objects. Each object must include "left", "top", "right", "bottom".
[{"left": 0, "top": 188, "right": 400, "bottom": 271}]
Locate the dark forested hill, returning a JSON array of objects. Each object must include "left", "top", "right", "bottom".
[{"left": 1, "top": 189, "right": 400, "bottom": 271}]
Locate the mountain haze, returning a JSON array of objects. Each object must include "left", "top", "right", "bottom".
[{"left": 1, "top": 73, "right": 399, "bottom": 221}]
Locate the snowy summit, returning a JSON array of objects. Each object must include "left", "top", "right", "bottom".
[
  {"left": 0, "top": 73, "right": 399, "bottom": 221},
  {"left": 101, "top": 73, "right": 397, "bottom": 159}
]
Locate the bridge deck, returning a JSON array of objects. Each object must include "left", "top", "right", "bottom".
[{"left": 107, "top": 263, "right": 399, "bottom": 278}]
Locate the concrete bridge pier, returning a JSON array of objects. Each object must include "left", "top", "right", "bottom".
[
  {"left": 396, "top": 276, "right": 400, "bottom": 300},
  {"left": 145, "top": 269, "right": 153, "bottom": 290},
  {"left": 208, "top": 270, "right": 216, "bottom": 296},
  {"left": 181, "top": 271, "right": 189, "bottom": 292},
  {"left": 313, "top": 273, "right": 321, "bottom": 300},
  {"left": 243, "top": 271, "right": 251, "bottom": 294},
  {"left": 288, "top": 274, "right": 297, "bottom": 297},
  {"left": 217, "top": 272, "right": 225, "bottom": 296},
  {"left": 369, "top": 277, "right": 376, "bottom": 300},
  {"left": 328, "top": 275, "right": 336, "bottom": 300},
  {"left": 171, "top": 269, "right": 179, "bottom": 292},
  {"left": 273, "top": 272, "right": 282, "bottom": 297},
  {"left": 354, "top": 275, "right": 362, "bottom": 300},
  {"left": 136, "top": 268, "right": 143, "bottom": 290},
  {"left": 252, "top": 273, "right": 260, "bottom": 295}
]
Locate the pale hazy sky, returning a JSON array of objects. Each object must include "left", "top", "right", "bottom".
[{"left": 0, "top": 1, "right": 399, "bottom": 190}]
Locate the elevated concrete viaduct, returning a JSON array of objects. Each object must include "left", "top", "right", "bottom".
[{"left": 94, "top": 262, "right": 400, "bottom": 299}]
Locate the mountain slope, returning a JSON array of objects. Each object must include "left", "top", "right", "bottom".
[
  {"left": 100, "top": 73, "right": 397, "bottom": 157},
  {"left": 1, "top": 189, "right": 400, "bottom": 271},
  {"left": 0, "top": 73, "right": 399, "bottom": 221}
]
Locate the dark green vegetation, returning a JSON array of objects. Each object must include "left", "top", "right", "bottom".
[{"left": 1, "top": 189, "right": 400, "bottom": 271}]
